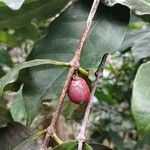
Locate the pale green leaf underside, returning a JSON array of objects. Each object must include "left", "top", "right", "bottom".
[
  {"left": 103, "top": 0, "right": 150, "bottom": 15},
  {"left": 119, "top": 28, "right": 150, "bottom": 61},
  {"left": 0, "top": 0, "right": 25, "bottom": 10},
  {"left": 0, "top": 0, "right": 44, "bottom": 10},
  {"left": 132, "top": 61, "right": 150, "bottom": 137}
]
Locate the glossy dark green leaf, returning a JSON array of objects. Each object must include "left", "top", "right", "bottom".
[
  {"left": 102, "top": 0, "right": 150, "bottom": 15},
  {"left": 0, "top": 122, "right": 32, "bottom": 150},
  {"left": 0, "top": 59, "right": 67, "bottom": 99},
  {"left": 23, "top": 0, "right": 129, "bottom": 125},
  {"left": 0, "top": 0, "right": 71, "bottom": 29},
  {"left": 131, "top": 62, "right": 150, "bottom": 137},
  {"left": 119, "top": 28, "right": 149, "bottom": 51},
  {"left": 23, "top": 66, "right": 68, "bottom": 125},
  {"left": 119, "top": 27, "right": 150, "bottom": 61},
  {"left": 53, "top": 141, "right": 93, "bottom": 150}
]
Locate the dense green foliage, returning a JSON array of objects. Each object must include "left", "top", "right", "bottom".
[{"left": 0, "top": 0, "right": 150, "bottom": 149}]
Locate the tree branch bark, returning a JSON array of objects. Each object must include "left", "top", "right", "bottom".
[
  {"left": 77, "top": 53, "right": 108, "bottom": 150},
  {"left": 40, "top": 0, "right": 101, "bottom": 149}
]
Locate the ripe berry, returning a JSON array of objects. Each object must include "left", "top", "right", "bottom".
[{"left": 67, "top": 76, "right": 90, "bottom": 104}]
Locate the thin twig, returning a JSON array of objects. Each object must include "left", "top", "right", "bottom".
[
  {"left": 77, "top": 53, "right": 108, "bottom": 150},
  {"left": 40, "top": 0, "right": 100, "bottom": 149}
]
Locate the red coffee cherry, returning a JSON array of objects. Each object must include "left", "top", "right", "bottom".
[{"left": 67, "top": 76, "right": 90, "bottom": 104}]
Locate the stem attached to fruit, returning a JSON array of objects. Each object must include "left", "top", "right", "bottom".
[
  {"left": 77, "top": 53, "right": 108, "bottom": 150},
  {"left": 40, "top": 0, "right": 100, "bottom": 149},
  {"left": 79, "top": 67, "right": 89, "bottom": 76},
  {"left": 52, "top": 132, "right": 64, "bottom": 145}
]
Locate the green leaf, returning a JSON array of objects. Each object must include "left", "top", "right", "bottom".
[
  {"left": 23, "top": 66, "right": 68, "bottom": 126},
  {"left": 61, "top": 101, "right": 79, "bottom": 120},
  {"left": 131, "top": 62, "right": 150, "bottom": 137},
  {"left": 102, "top": 0, "right": 150, "bottom": 15},
  {"left": 0, "top": 0, "right": 71, "bottom": 29},
  {"left": 62, "top": 101, "right": 88, "bottom": 121},
  {"left": 8, "top": 86, "right": 27, "bottom": 125},
  {"left": 132, "top": 32, "right": 150, "bottom": 61},
  {"left": 81, "top": 5, "right": 129, "bottom": 68},
  {"left": 23, "top": 0, "right": 129, "bottom": 125},
  {"left": 120, "top": 28, "right": 149, "bottom": 51},
  {"left": 119, "top": 27, "right": 150, "bottom": 61},
  {"left": 0, "top": 122, "right": 32, "bottom": 150},
  {"left": 53, "top": 141, "right": 93, "bottom": 150},
  {"left": 0, "top": 59, "right": 68, "bottom": 100}
]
